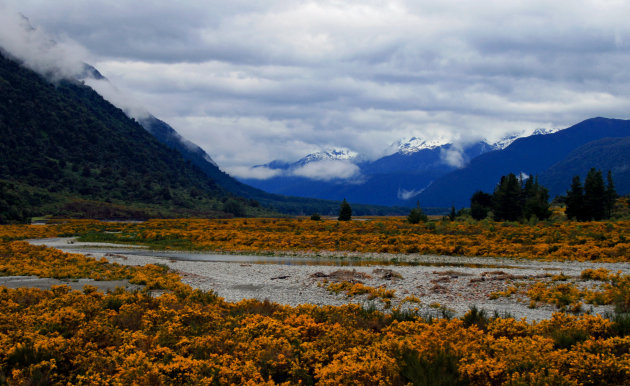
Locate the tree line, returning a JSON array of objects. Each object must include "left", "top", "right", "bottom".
[
  {"left": 469, "top": 168, "right": 618, "bottom": 222},
  {"left": 565, "top": 168, "right": 617, "bottom": 221},
  {"left": 470, "top": 173, "right": 550, "bottom": 221},
  {"left": 326, "top": 168, "right": 620, "bottom": 224}
]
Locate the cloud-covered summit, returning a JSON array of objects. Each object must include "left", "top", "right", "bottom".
[
  {"left": 4, "top": 1, "right": 630, "bottom": 178},
  {"left": 0, "top": 10, "right": 88, "bottom": 81}
]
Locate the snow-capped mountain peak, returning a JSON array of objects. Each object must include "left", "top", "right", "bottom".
[
  {"left": 393, "top": 137, "right": 451, "bottom": 155},
  {"left": 531, "top": 128, "right": 557, "bottom": 136},
  {"left": 297, "top": 148, "right": 358, "bottom": 165},
  {"left": 491, "top": 127, "right": 558, "bottom": 150}
]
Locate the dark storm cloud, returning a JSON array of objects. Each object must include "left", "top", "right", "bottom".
[{"left": 4, "top": 0, "right": 630, "bottom": 178}]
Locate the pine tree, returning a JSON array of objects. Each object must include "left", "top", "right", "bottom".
[
  {"left": 565, "top": 176, "right": 584, "bottom": 220},
  {"left": 449, "top": 205, "right": 457, "bottom": 221},
  {"left": 522, "top": 176, "right": 551, "bottom": 220},
  {"left": 338, "top": 198, "right": 352, "bottom": 221},
  {"left": 605, "top": 170, "right": 617, "bottom": 219},
  {"left": 470, "top": 191, "right": 493, "bottom": 220},
  {"left": 584, "top": 168, "right": 606, "bottom": 220},
  {"left": 493, "top": 173, "right": 522, "bottom": 221}
]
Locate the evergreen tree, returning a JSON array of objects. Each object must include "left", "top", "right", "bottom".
[
  {"left": 470, "top": 191, "right": 493, "bottom": 220},
  {"left": 584, "top": 168, "right": 606, "bottom": 220},
  {"left": 449, "top": 205, "right": 457, "bottom": 221},
  {"left": 493, "top": 173, "right": 522, "bottom": 221},
  {"left": 565, "top": 176, "right": 584, "bottom": 220},
  {"left": 407, "top": 201, "right": 427, "bottom": 224},
  {"left": 605, "top": 170, "right": 617, "bottom": 218},
  {"left": 338, "top": 198, "right": 352, "bottom": 221},
  {"left": 522, "top": 176, "right": 551, "bottom": 220}
]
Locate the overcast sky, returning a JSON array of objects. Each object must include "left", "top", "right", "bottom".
[{"left": 3, "top": 0, "right": 630, "bottom": 178}]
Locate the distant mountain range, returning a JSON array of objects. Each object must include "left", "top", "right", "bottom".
[
  {"left": 239, "top": 127, "right": 571, "bottom": 207},
  {"left": 239, "top": 119, "right": 629, "bottom": 209},
  {"left": 136, "top": 116, "right": 406, "bottom": 215}
]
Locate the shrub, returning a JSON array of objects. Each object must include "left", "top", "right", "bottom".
[
  {"left": 399, "top": 349, "right": 465, "bottom": 386},
  {"left": 407, "top": 207, "right": 427, "bottom": 224}
]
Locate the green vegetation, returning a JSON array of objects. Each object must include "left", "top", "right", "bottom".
[
  {"left": 0, "top": 53, "right": 271, "bottom": 220},
  {"left": 407, "top": 202, "right": 428, "bottom": 224},
  {"left": 470, "top": 173, "right": 550, "bottom": 221},
  {"left": 565, "top": 168, "right": 617, "bottom": 221},
  {"left": 338, "top": 198, "right": 352, "bottom": 221}
]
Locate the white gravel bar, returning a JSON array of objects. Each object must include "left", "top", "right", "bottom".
[{"left": 26, "top": 237, "right": 630, "bottom": 321}]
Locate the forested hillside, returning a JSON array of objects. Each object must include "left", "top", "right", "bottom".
[{"left": 0, "top": 53, "right": 265, "bottom": 220}]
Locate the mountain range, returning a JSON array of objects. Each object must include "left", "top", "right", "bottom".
[
  {"left": 240, "top": 119, "right": 629, "bottom": 209},
  {"left": 238, "top": 128, "right": 567, "bottom": 207},
  {"left": 2, "top": 34, "right": 628, "bottom": 218},
  {"left": 417, "top": 117, "right": 630, "bottom": 208},
  {"left": 0, "top": 51, "right": 243, "bottom": 220}
]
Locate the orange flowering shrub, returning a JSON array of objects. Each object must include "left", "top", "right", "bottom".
[
  {"left": 324, "top": 281, "right": 396, "bottom": 301},
  {"left": 0, "top": 240, "right": 185, "bottom": 293},
  {"left": 2, "top": 218, "right": 628, "bottom": 261},
  {"left": 16, "top": 217, "right": 624, "bottom": 262},
  {"left": 581, "top": 268, "right": 614, "bottom": 281},
  {"left": 1, "top": 221, "right": 630, "bottom": 383},
  {"left": 488, "top": 269, "right": 630, "bottom": 313},
  {"left": 3, "top": 282, "right": 630, "bottom": 385}
]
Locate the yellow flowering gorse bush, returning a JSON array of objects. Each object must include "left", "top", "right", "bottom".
[{"left": 0, "top": 220, "right": 629, "bottom": 384}]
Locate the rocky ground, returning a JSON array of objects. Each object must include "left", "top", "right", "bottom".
[{"left": 25, "top": 237, "right": 630, "bottom": 321}]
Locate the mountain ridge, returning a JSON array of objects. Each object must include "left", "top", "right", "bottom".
[{"left": 417, "top": 117, "right": 630, "bottom": 207}]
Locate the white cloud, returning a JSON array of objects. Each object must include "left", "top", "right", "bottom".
[
  {"left": 397, "top": 187, "right": 425, "bottom": 201},
  {"left": 440, "top": 146, "right": 465, "bottom": 168},
  {"left": 290, "top": 160, "right": 361, "bottom": 181},
  {"left": 226, "top": 166, "right": 284, "bottom": 180},
  {"left": 83, "top": 78, "right": 150, "bottom": 119},
  {"left": 0, "top": 9, "right": 89, "bottom": 81},
  {"left": 4, "top": 0, "right": 630, "bottom": 174}
]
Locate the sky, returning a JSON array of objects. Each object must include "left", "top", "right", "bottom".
[{"left": 2, "top": 0, "right": 630, "bottom": 179}]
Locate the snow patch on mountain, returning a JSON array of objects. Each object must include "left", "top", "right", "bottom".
[
  {"left": 296, "top": 148, "right": 359, "bottom": 166},
  {"left": 392, "top": 137, "right": 451, "bottom": 155},
  {"left": 246, "top": 148, "right": 362, "bottom": 181},
  {"left": 491, "top": 127, "right": 558, "bottom": 150}
]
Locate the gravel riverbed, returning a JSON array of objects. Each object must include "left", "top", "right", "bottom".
[{"left": 26, "top": 237, "right": 630, "bottom": 321}]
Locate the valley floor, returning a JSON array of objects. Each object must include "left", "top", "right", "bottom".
[{"left": 29, "top": 237, "right": 629, "bottom": 321}]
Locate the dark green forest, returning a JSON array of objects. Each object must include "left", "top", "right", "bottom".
[
  {"left": 470, "top": 173, "right": 551, "bottom": 221},
  {"left": 0, "top": 53, "right": 271, "bottom": 221}
]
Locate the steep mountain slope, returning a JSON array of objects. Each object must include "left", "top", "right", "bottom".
[
  {"left": 539, "top": 136, "right": 630, "bottom": 197},
  {"left": 417, "top": 118, "right": 630, "bottom": 207},
  {"left": 0, "top": 52, "right": 257, "bottom": 219}
]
